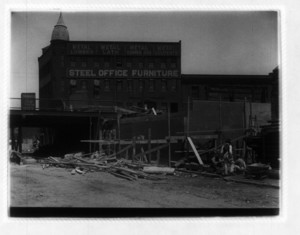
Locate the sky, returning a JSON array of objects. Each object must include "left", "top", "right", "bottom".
[{"left": 10, "top": 11, "right": 278, "bottom": 99}]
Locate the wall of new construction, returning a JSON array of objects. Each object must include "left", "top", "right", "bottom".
[
  {"left": 188, "top": 100, "right": 271, "bottom": 141},
  {"left": 120, "top": 113, "right": 184, "bottom": 140}
]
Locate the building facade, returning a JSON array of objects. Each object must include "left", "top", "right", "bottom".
[
  {"left": 39, "top": 13, "right": 182, "bottom": 113},
  {"left": 39, "top": 13, "right": 274, "bottom": 114}
]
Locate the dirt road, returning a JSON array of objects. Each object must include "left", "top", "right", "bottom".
[{"left": 10, "top": 164, "right": 279, "bottom": 208}]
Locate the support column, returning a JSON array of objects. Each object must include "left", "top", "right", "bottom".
[
  {"left": 89, "top": 117, "right": 92, "bottom": 153},
  {"left": 17, "top": 126, "right": 22, "bottom": 153}
]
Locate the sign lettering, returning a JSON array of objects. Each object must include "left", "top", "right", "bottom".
[
  {"left": 66, "top": 69, "right": 179, "bottom": 78},
  {"left": 67, "top": 42, "right": 180, "bottom": 56}
]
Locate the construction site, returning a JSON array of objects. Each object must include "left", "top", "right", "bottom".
[{"left": 9, "top": 13, "right": 280, "bottom": 216}]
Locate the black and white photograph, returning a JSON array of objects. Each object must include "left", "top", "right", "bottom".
[{"left": 8, "top": 10, "right": 280, "bottom": 217}]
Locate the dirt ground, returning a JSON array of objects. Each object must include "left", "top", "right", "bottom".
[{"left": 9, "top": 164, "right": 279, "bottom": 208}]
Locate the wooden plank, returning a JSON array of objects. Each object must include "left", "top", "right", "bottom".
[
  {"left": 187, "top": 137, "right": 203, "bottom": 165},
  {"left": 143, "top": 166, "right": 175, "bottom": 174},
  {"left": 45, "top": 161, "right": 110, "bottom": 169},
  {"left": 81, "top": 139, "right": 177, "bottom": 144}
]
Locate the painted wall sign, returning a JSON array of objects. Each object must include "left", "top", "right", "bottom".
[
  {"left": 66, "top": 69, "right": 179, "bottom": 78},
  {"left": 67, "top": 42, "right": 180, "bottom": 56}
]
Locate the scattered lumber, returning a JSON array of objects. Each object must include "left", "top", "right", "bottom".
[{"left": 41, "top": 153, "right": 164, "bottom": 181}]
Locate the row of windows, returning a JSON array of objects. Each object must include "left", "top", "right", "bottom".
[
  {"left": 68, "top": 57, "right": 178, "bottom": 69},
  {"left": 70, "top": 79, "right": 178, "bottom": 93},
  {"left": 190, "top": 85, "right": 270, "bottom": 103}
]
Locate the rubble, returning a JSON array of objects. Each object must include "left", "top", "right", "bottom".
[{"left": 41, "top": 151, "right": 165, "bottom": 181}]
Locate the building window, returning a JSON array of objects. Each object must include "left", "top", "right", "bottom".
[
  {"left": 127, "top": 79, "right": 133, "bottom": 92},
  {"left": 170, "top": 103, "right": 178, "bottom": 113},
  {"left": 94, "top": 80, "right": 100, "bottom": 97},
  {"left": 161, "top": 79, "right": 167, "bottom": 91},
  {"left": 149, "top": 63, "right": 154, "bottom": 69},
  {"left": 70, "top": 62, "right": 76, "bottom": 67},
  {"left": 191, "top": 86, "right": 200, "bottom": 99},
  {"left": 138, "top": 62, "right": 144, "bottom": 69},
  {"left": 149, "top": 79, "right": 155, "bottom": 92},
  {"left": 82, "top": 62, "right": 87, "bottom": 68},
  {"left": 70, "top": 79, "right": 77, "bottom": 87},
  {"left": 104, "top": 57, "right": 110, "bottom": 68},
  {"left": 104, "top": 79, "right": 110, "bottom": 91},
  {"left": 80, "top": 80, "right": 87, "bottom": 90},
  {"left": 169, "top": 58, "right": 177, "bottom": 69},
  {"left": 94, "top": 62, "right": 100, "bottom": 67},
  {"left": 126, "top": 62, "right": 132, "bottom": 68},
  {"left": 161, "top": 63, "right": 166, "bottom": 69},
  {"left": 139, "top": 79, "right": 144, "bottom": 92},
  {"left": 94, "top": 79, "right": 100, "bottom": 87},
  {"left": 116, "top": 57, "right": 122, "bottom": 68},
  {"left": 94, "top": 87, "right": 100, "bottom": 97},
  {"left": 171, "top": 80, "right": 177, "bottom": 92},
  {"left": 117, "top": 80, "right": 123, "bottom": 91}
]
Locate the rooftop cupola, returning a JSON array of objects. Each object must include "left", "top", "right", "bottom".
[{"left": 51, "top": 12, "right": 69, "bottom": 41}]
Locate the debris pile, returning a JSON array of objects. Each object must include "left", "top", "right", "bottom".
[{"left": 41, "top": 152, "right": 175, "bottom": 181}]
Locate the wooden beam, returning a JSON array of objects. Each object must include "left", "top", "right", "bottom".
[
  {"left": 81, "top": 139, "right": 177, "bottom": 144},
  {"left": 187, "top": 137, "right": 203, "bottom": 165}
]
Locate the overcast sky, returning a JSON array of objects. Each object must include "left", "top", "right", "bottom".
[{"left": 10, "top": 11, "right": 278, "bottom": 98}]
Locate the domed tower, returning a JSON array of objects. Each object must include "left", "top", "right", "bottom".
[{"left": 51, "top": 12, "right": 69, "bottom": 41}]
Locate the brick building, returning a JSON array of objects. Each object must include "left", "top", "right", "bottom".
[
  {"left": 39, "top": 13, "right": 182, "bottom": 113},
  {"left": 39, "top": 13, "right": 274, "bottom": 114}
]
